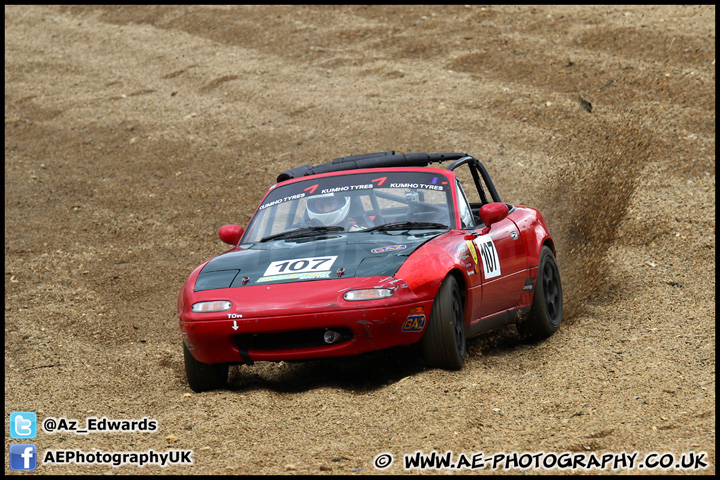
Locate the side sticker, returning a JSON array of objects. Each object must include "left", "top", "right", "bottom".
[
  {"left": 473, "top": 236, "right": 501, "bottom": 279},
  {"left": 371, "top": 245, "right": 407, "bottom": 254},
  {"left": 402, "top": 314, "right": 426, "bottom": 332},
  {"left": 257, "top": 271, "right": 331, "bottom": 283},
  {"left": 181, "top": 332, "right": 194, "bottom": 350},
  {"left": 465, "top": 240, "right": 479, "bottom": 275}
]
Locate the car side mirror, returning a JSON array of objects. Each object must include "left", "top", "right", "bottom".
[
  {"left": 218, "top": 224, "right": 244, "bottom": 246},
  {"left": 478, "top": 202, "right": 509, "bottom": 227}
]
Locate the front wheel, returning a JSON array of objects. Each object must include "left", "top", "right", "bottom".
[
  {"left": 421, "top": 276, "right": 466, "bottom": 370},
  {"left": 183, "top": 343, "right": 228, "bottom": 392},
  {"left": 518, "top": 246, "right": 563, "bottom": 340}
]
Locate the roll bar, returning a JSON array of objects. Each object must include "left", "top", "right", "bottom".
[{"left": 276, "top": 151, "right": 501, "bottom": 203}]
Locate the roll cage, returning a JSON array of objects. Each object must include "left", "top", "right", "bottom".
[{"left": 277, "top": 151, "right": 503, "bottom": 209}]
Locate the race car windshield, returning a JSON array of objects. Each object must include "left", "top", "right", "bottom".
[{"left": 243, "top": 171, "right": 456, "bottom": 244}]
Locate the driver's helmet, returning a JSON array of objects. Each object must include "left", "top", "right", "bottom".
[{"left": 306, "top": 193, "right": 351, "bottom": 226}]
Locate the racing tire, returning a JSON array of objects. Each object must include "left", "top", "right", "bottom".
[
  {"left": 422, "top": 275, "right": 466, "bottom": 370},
  {"left": 518, "top": 246, "right": 563, "bottom": 340},
  {"left": 183, "top": 343, "right": 228, "bottom": 392}
]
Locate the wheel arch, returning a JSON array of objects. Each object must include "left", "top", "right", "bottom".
[
  {"left": 528, "top": 234, "right": 557, "bottom": 269},
  {"left": 542, "top": 237, "right": 557, "bottom": 257},
  {"left": 446, "top": 268, "right": 469, "bottom": 321},
  {"left": 511, "top": 206, "right": 557, "bottom": 269},
  {"left": 396, "top": 241, "right": 466, "bottom": 298}
]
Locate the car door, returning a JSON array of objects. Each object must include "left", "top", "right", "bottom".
[
  {"left": 454, "top": 181, "right": 484, "bottom": 322},
  {"left": 472, "top": 214, "right": 526, "bottom": 317},
  {"left": 450, "top": 160, "right": 526, "bottom": 320}
]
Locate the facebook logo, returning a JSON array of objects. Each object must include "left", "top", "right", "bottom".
[
  {"left": 10, "top": 411, "right": 37, "bottom": 438},
  {"left": 10, "top": 444, "right": 37, "bottom": 470}
]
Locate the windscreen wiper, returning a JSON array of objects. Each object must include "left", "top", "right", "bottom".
[
  {"left": 363, "top": 221, "right": 449, "bottom": 232},
  {"left": 260, "top": 225, "right": 344, "bottom": 242}
]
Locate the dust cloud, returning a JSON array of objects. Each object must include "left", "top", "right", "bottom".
[{"left": 540, "top": 111, "right": 656, "bottom": 320}]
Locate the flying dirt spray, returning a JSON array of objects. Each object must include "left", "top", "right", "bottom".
[{"left": 538, "top": 108, "right": 655, "bottom": 321}]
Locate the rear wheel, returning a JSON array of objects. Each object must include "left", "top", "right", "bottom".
[
  {"left": 183, "top": 343, "right": 228, "bottom": 392},
  {"left": 518, "top": 246, "right": 563, "bottom": 340},
  {"left": 422, "top": 276, "right": 466, "bottom": 370}
]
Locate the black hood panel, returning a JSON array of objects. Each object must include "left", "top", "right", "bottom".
[{"left": 195, "top": 233, "right": 435, "bottom": 291}]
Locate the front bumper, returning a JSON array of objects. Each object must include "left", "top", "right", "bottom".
[{"left": 180, "top": 299, "right": 433, "bottom": 364}]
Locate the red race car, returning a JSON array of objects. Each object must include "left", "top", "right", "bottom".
[{"left": 177, "top": 152, "right": 563, "bottom": 391}]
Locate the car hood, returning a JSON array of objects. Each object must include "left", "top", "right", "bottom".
[{"left": 194, "top": 231, "right": 441, "bottom": 291}]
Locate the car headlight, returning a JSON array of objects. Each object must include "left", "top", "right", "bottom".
[
  {"left": 191, "top": 301, "right": 232, "bottom": 312},
  {"left": 343, "top": 288, "right": 394, "bottom": 301}
]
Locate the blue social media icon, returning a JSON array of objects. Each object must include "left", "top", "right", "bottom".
[
  {"left": 10, "top": 412, "right": 37, "bottom": 439},
  {"left": 10, "top": 443, "right": 37, "bottom": 471}
]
